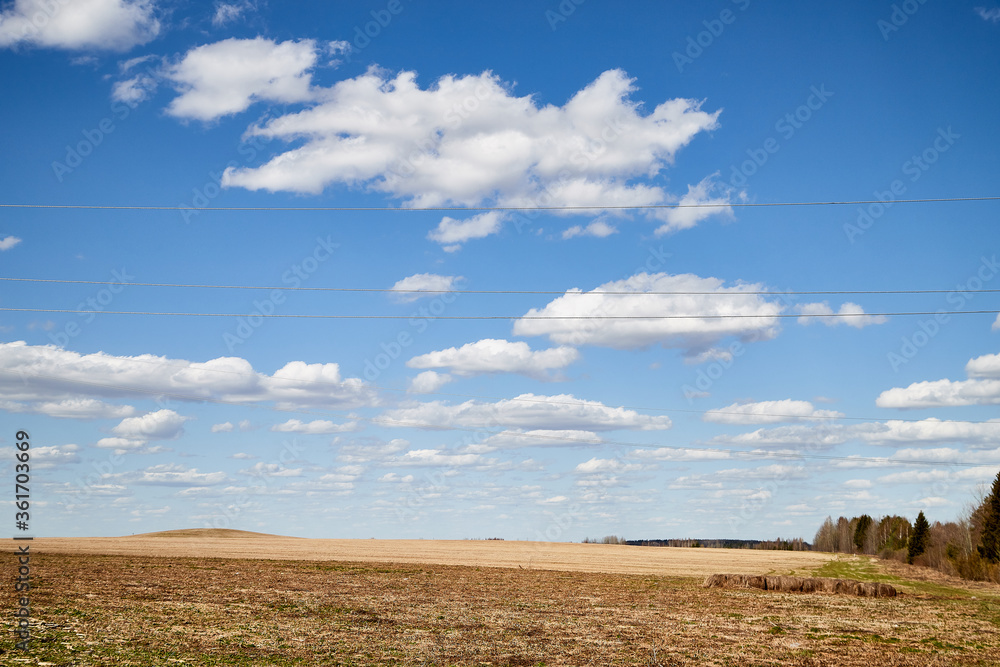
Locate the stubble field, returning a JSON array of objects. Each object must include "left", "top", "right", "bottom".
[{"left": 3, "top": 530, "right": 1000, "bottom": 666}]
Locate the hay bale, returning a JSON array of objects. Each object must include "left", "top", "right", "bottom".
[
  {"left": 876, "top": 583, "right": 897, "bottom": 598},
  {"left": 765, "top": 575, "right": 804, "bottom": 592},
  {"left": 702, "top": 573, "right": 897, "bottom": 598},
  {"left": 800, "top": 577, "right": 820, "bottom": 593}
]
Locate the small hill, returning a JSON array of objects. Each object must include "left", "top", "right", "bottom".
[{"left": 128, "top": 528, "right": 292, "bottom": 539}]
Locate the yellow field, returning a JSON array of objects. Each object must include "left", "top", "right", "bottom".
[{"left": 30, "top": 529, "right": 835, "bottom": 576}]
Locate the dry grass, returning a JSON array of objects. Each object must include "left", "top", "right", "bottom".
[
  {"left": 29, "top": 530, "right": 834, "bottom": 577},
  {"left": 2, "top": 533, "right": 999, "bottom": 666}
]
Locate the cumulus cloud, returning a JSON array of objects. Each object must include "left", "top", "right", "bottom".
[
  {"left": 512, "top": 272, "right": 784, "bottom": 356},
  {"left": 0, "top": 341, "right": 377, "bottom": 415},
  {"left": 270, "top": 418, "right": 361, "bottom": 434},
  {"left": 211, "top": 422, "right": 234, "bottom": 433},
  {"left": 562, "top": 219, "right": 618, "bottom": 239},
  {"left": 118, "top": 463, "right": 227, "bottom": 486},
  {"left": 382, "top": 393, "right": 672, "bottom": 432},
  {"left": 222, "top": 69, "right": 723, "bottom": 221},
  {"left": 0, "top": 236, "right": 22, "bottom": 250},
  {"left": 966, "top": 352, "right": 1000, "bottom": 378},
  {"left": 407, "top": 339, "right": 579, "bottom": 379},
  {"left": 1, "top": 443, "right": 80, "bottom": 469},
  {"left": 408, "top": 370, "right": 452, "bottom": 394},
  {"left": 389, "top": 273, "right": 463, "bottom": 302},
  {"left": 796, "top": 301, "right": 887, "bottom": 328},
  {"left": 877, "top": 351, "right": 1000, "bottom": 408},
  {"left": 165, "top": 37, "right": 318, "bottom": 121},
  {"left": 0, "top": 0, "right": 160, "bottom": 51},
  {"left": 0, "top": 397, "right": 135, "bottom": 419},
  {"left": 98, "top": 409, "right": 188, "bottom": 450},
  {"left": 477, "top": 429, "right": 602, "bottom": 451},
  {"left": 427, "top": 212, "right": 505, "bottom": 251},
  {"left": 703, "top": 399, "right": 843, "bottom": 425},
  {"left": 708, "top": 418, "right": 1000, "bottom": 449},
  {"left": 574, "top": 457, "right": 643, "bottom": 474},
  {"left": 654, "top": 173, "right": 736, "bottom": 234}
]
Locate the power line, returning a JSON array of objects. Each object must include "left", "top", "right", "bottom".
[
  {"left": 1, "top": 195, "right": 999, "bottom": 213},
  {"left": 4, "top": 276, "right": 1000, "bottom": 297},
  {"left": 3, "top": 369, "right": 993, "bottom": 468},
  {"left": 2, "top": 307, "right": 996, "bottom": 319}
]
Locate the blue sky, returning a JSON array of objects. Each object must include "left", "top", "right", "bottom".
[{"left": 1, "top": 0, "right": 1000, "bottom": 541}]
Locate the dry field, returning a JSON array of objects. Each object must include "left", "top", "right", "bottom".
[{"left": 2, "top": 530, "right": 999, "bottom": 666}]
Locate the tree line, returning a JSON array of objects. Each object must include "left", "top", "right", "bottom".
[{"left": 813, "top": 469, "right": 1000, "bottom": 583}]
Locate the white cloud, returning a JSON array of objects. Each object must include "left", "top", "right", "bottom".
[
  {"left": 222, "top": 69, "right": 721, "bottom": 218},
  {"left": 709, "top": 418, "right": 1000, "bottom": 449},
  {"left": 165, "top": 37, "right": 318, "bottom": 121},
  {"left": 0, "top": 341, "right": 377, "bottom": 413},
  {"left": 239, "top": 462, "right": 302, "bottom": 478},
  {"left": 574, "top": 457, "right": 642, "bottom": 474},
  {"left": 427, "top": 211, "right": 505, "bottom": 251},
  {"left": 512, "top": 272, "right": 784, "bottom": 355},
  {"left": 654, "top": 173, "right": 736, "bottom": 234},
  {"left": 112, "top": 409, "right": 189, "bottom": 440},
  {"left": 0, "top": 236, "right": 22, "bottom": 250},
  {"left": 631, "top": 446, "right": 733, "bottom": 462},
  {"left": 479, "top": 429, "right": 602, "bottom": 450},
  {"left": 399, "top": 448, "right": 484, "bottom": 467},
  {"left": 1, "top": 443, "right": 80, "bottom": 468},
  {"left": 703, "top": 399, "right": 843, "bottom": 425},
  {"left": 407, "top": 339, "right": 579, "bottom": 379},
  {"left": 796, "top": 301, "right": 887, "bottom": 328},
  {"left": 336, "top": 437, "right": 410, "bottom": 464},
  {"left": 408, "top": 370, "right": 452, "bottom": 394},
  {"left": 389, "top": 273, "right": 462, "bottom": 302},
  {"left": 0, "top": 0, "right": 160, "bottom": 51},
  {"left": 876, "top": 353, "right": 1000, "bottom": 408},
  {"left": 95, "top": 436, "right": 146, "bottom": 450},
  {"left": 270, "top": 418, "right": 361, "bottom": 434},
  {"left": 111, "top": 73, "right": 157, "bottom": 104},
  {"left": 0, "top": 397, "right": 135, "bottom": 419},
  {"left": 993, "top": 313, "right": 1000, "bottom": 331},
  {"left": 212, "top": 0, "right": 254, "bottom": 26},
  {"left": 125, "top": 463, "right": 227, "bottom": 486},
  {"left": 211, "top": 421, "right": 233, "bottom": 433},
  {"left": 976, "top": 6, "right": 1000, "bottom": 22},
  {"left": 382, "top": 393, "right": 672, "bottom": 432},
  {"left": 562, "top": 219, "right": 618, "bottom": 239},
  {"left": 378, "top": 472, "right": 414, "bottom": 483},
  {"left": 966, "top": 352, "right": 1000, "bottom": 378}
]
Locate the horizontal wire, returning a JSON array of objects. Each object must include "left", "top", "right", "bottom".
[
  {"left": 1, "top": 307, "right": 996, "bottom": 319},
  {"left": 3, "top": 276, "right": 999, "bottom": 297},
  {"left": 3, "top": 369, "right": 993, "bottom": 468},
  {"left": 1, "top": 196, "right": 999, "bottom": 212}
]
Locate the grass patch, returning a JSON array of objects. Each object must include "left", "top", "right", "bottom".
[{"left": 813, "top": 556, "right": 974, "bottom": 597}]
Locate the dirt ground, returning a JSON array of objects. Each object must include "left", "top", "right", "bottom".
[{"left": 2, "top": 531, "right": 999, "bottom": 666}]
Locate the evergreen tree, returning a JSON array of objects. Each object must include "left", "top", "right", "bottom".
[
  {"left": 978, "top": 470, "right": 1000, "bottom": 563},
  {"left": 853, "top": 514, "right": 873, "bottom": 553},
  {"left": 908, "top": 511, "right": 930, "bottom": 564}
]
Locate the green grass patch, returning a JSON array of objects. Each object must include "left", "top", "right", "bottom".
[{"left": 813, "top": 556, "right": 973, "bottom": 598}]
